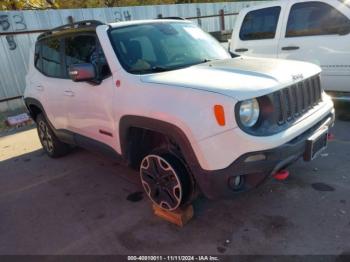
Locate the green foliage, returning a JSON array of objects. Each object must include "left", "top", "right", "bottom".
[
  {"left": 1, "top": 0, "right": 57, "bottom": 10},
  {"left": 1, "top": 0, "right": 255, "bottom": 10}
]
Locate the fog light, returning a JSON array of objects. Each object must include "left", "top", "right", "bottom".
[
  {"left": 244, "top": 154, "right": 266, "bottom": 163},
  {"left": 228, "top": 175, "right": 245, "bottom": 191}
]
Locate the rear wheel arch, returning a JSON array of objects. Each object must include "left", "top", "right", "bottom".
[
  {"left": 28, "top": 105, "right": 42, "bottom": 121},
  {"left": 24, "top": 98, "right": 44, "bottom": 121}
]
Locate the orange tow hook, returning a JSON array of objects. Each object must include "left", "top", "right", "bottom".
[{"left": 327, "top": 133, "right": 335, "bottom": 141}]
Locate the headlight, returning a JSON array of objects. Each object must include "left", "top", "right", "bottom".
[{"left": 239, "top": 98, "right": 260, "bottom": 127}]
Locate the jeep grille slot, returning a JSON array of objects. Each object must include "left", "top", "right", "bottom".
[{"left": 275, "top": 75, "right": 322, "bottom": 125}]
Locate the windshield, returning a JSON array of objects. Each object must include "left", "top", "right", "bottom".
[
  {"left": 339, "top": 0, "right": 350, "bottom": 8},
  {"left": 108, "top": 22, "right": 231, "bottom": 74}
]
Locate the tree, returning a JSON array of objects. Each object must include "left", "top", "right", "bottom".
[
  {"left": 1, "top": 0, "right": 58, "bottom": 10},
  {"left": 1, "top": 0, "right": 257, "bottom": 10}
]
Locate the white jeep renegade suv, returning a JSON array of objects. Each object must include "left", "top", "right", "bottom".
[{"left": 24, "top": 19, "right": 335, "bottom": 211}]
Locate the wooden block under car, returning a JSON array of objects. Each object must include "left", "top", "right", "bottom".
[{"left": 152, "top": 204, "right": 194, "bottom": 227}]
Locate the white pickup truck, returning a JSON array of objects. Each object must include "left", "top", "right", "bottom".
[{"left": 229, "top": 0, "right": 350, "bottom": 101}]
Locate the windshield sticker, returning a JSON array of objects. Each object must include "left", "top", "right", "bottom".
[
  {"left": 338, "top": 0, "right": 350, "bottom": 8},
  {"left": 156, "top": 23, "right": 178, "bottom": 35}
]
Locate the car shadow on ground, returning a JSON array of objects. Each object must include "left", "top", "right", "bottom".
[
  {"left": 0, "top": 113, "right": 349, "bottom": 255},
  {"left": 335, "top": 101, "right": 350, "bottom": 121}
]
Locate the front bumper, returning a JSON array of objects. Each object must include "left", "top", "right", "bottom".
[{"left": 195, "top": 112, "right": 335, "bottom": 199}]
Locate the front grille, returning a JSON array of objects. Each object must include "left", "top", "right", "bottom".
[
  {"left": 236, "top": 74, "right": 324, "bottom": 136},
  {"left": 274, "top": 75, "right": 322, "bottom": 125}
]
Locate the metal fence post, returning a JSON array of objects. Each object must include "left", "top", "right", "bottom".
[{"left": 219, "top": 9, "right": 225, "bottom": 31}]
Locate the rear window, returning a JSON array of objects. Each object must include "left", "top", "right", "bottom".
[
  {"left": 41, "top": 38, "right": 63, "bottom": 78},
  {"left": 34, "top": 33, "right": 111, "bottom": 80},
  {"left": 239, "top": 6, "right": 281, "bottom": 41}
]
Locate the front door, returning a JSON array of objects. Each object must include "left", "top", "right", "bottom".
[
  {"left": 62, "top": 34, "right": 116, "bottom": 149},
  {"left": 278, "top": 0, "right": 350, "bottom": 92},
  {"left": 230, "top": 4, "right": 284, "bottom": 58}
]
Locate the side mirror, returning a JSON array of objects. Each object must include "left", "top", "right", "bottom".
[{"left": 68, "top": 63, "right": 96, "bottom": 82}]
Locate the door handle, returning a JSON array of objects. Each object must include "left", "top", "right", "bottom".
[
  {"left": 36, "top": 85, "right": 44, "bottom": 91},
  {"left": 64, "top": 90, "right": 75, "bottom": 97},
  {"left": 281, "top": 46, "right": 300, "bottom": 51},
  {"left": 235, "top": 48, "right": 248, "bottom": 52}
]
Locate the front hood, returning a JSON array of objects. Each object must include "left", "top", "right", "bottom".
[{"left": 141, "top": 57, "right": 321, "bottom": 100}]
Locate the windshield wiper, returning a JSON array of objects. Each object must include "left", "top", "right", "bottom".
[
  {"left": 200, "top": 58, "right": 214, "bottom": 63},
  {"left": 150, "top": 66, "right": 170, "bottom": 72},
  {"left": 194, "top": 58, "right": 222, "bottom": 65},
  {"left": 129, "top": 60, "right": 221, "bottom": 74},
  {"left": 128, "top": 66, "right": 170, "bottom": 74}
]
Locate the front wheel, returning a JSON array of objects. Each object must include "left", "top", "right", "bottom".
[{"left": 140, "top": 150, "right": 193, "bottom": 211}]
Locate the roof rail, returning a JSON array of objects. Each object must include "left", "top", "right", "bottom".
[
  {"left": 38, "top": 20, "right": 104, "bottom": 40},
  {"left": 157, "top": 16, "right": 186, "bottom": 20}
]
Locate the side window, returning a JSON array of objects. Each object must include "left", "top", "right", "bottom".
[
  {"left": 64, "top": 34, "right": 111, "bottom": 79},
  {"left": 239, "top": 7, "right": 281, "bottom": 41},
  {"left": 65, "top": 35, "right": 96, "bottom": 67},
  {"left": 34, "top": 41, "right": 43, "bottom": 72},
  {"left": 286, "top": 2, "right": 350, "bottom": 37},
  {"left": 41, "top": 38, "right": 62, "bottom": 78}
]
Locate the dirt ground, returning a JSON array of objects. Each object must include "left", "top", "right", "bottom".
[{"left": 0, "top": 108, "right": 349, "bottom": 256}]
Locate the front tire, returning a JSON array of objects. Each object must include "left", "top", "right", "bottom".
[
  {"left": 36, "top": 113, "right": 71, "bottom": 158},
  {"left": 140, "top": 150, "right": 192, "bottom": 211}
]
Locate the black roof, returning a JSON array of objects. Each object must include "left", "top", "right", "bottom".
[{"left": 38, "top": 20, "right": 105, "bottom": 40}]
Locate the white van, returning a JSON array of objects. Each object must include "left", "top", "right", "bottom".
[{"left": 230, "top": 0, "right": 350, "bottom": 101}]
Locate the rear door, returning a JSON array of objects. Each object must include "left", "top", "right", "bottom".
[
  {"left": 38, "top": 37, "right": 69, "bottom": 130},
  {"left": 278, "top": 0, "right": 350, "bottom": 92},
  {"left": 230, "top": 4, "right": 284, "bottom": 57},
  {"left": 26, "top": 42, "right": 46, "bottom": 108}
]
